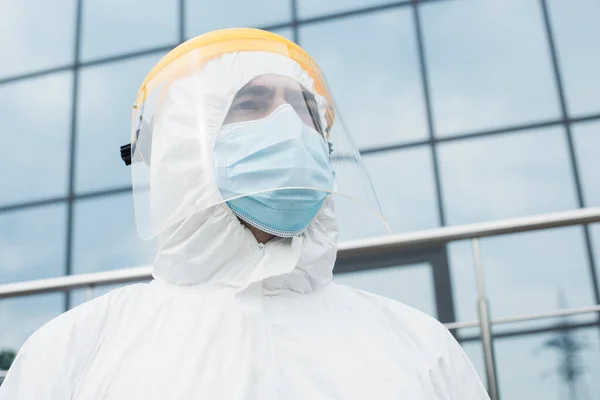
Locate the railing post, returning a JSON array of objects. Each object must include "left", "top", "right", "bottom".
[
  {"left": 84, "top": 285, "right": 95, "bottom": 302},
  {"left": 472, "top": 238, "right": 500, "bottom": 400}
]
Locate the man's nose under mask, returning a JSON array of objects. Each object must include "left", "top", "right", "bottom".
[{"left": 214, "top": 104, "right": 335, "bottom": 238}]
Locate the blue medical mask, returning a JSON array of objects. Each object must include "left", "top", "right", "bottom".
[{"left": 214, "top": 104, "right": 335, "bottom": 237}]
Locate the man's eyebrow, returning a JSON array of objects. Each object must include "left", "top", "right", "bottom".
[{"left": 233, "top": 84, "right": 276, "bottom": 99}]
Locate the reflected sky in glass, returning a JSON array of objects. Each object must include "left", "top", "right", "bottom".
[
  {"left": 438, "top": 127, "right": 578, "bottom": 226},
  {"left": 299, "top": 9, "right": 428, "bottom": 149},
  {"left": 0, "top": 204, "right": 66, "bottom": 284},
  {"left": 421, "top": 0, "right": 560, "bottom": 136},
  {"left": 0, "top": 0, "right": 76, "bottom": 79},
  {"left": 80, "top": 0, "right": 178, "bottom": 61},
  {"left": 548, "top": 0, "right": 600, "bottom": 117},
  {"left": 269, "top": 27, "right": 294, "bottom": 42},
  {"left": 362, "top": 146, "right": 439, "bottom": 233},
  {"left": 0, "top": 293, "right": 63, "bottom": 352},
  {"left": 572, "top": 121, "right": 600, "bottom": 207},
  {"left": 459, "top": 340, "right": 486, "bottom": 386},
  {"left": 297, "top": 0, "right": 397, "bottom": 19},
  {"left": 185, "top": 0, "right": 291, "bottom": 39},
  {"left": 72, "top": 193, "right": 155, "bottom": 275},
  {"left": 449, "top": 227, "right": 595, "bottom": 332},
  {"left": 461, "top": 327, "right": 600, "bottom": 399},
  {"left": 0, "top": 73, "right": 72, "bottom": 206},
  {"left": 495, "top": 327, "right": 600, "bottom": 399},
  {"left": 333, "top": 194, "right": 390, "bottom": 242},
  {"left": 0, "top": 205, "right": 67, "bottom": 352},
  {"left": 334, "top": 263, "right": 436, "bottom": 317},
  {"left": 75, "top": 53, "right": 164, "bottom": 193}
]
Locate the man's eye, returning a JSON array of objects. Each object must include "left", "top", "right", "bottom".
[{"left": 233, "top": 100, "right": 265, "bottom": 111}]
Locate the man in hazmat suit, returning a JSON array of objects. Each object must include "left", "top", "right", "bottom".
[{"left": 0, "top": 28, "right": 489, "bottom": 399}]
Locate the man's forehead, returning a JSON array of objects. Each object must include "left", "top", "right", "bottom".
[{"left": 245, "top": 74, "right": 303, "bottom": 90}]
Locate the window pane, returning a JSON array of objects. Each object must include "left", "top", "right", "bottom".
[
  {"left": 297, "top": 0, "right": 397, "bottom": 19},
  {"left": 363, "top": 146, "right": 439, "bottom": 233},
  {"left": 335, "top": 263, "right": 437, "bottom": 317},
  {"left": 449, "top": 227, "right": 596, "bottom": 333},
  {"left": 76, "top": 54, "right": 164, "bottom": 193},
  {"left": 0, "top": 0, "right": 76, "bottom": 79},
  {"left": 0, "top": 73, "right": 72, "bottom": 206},
  {"left": 299, "top": 9, "right": 428, "bottom": 149},
  {"left": 81, "top": 0, "right": 178, "bottom": 61},
  {"left": 72, "top": 194, "right": 155, "bottom": 275},
  {"left": 495, "top": 327, "right": 600, "bottom": 399},
  {"left": 421, "top": 0, "right": 560, "bottom": 136},
  {"left": 335, "top": 146, "right": 439, "bottom": 241},
  {"left": 548, "top": 0, "right": 600, "bottom": 116},
  {"left": 269, "top": 27, "right": 294, "bottom": 42},
  {"left": 459, "top": 340, "right": 486, "bottom": 386},
  {"left": 185, "top": 0, "right": 291, "bottom": 39},
  {"left": 573, "top": 121, "right": 600, "bottom": 207},
  {"left": 438, "top": 128, "right": 578, "bottom": 226},
  {"left": 0, "top": 204, "right": 67, "bottom": 284},
  {"left": 333, "top": 196, "right": 388, "bottom": 241},
  {"left": 0, "top": 294, "right": 64, "bottom": 353}
]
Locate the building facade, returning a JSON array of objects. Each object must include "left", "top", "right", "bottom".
[{"left": 1, "top": 0, "right": 599, "bottom": 397}]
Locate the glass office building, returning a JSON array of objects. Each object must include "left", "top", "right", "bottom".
[{"left": 1, "top": 0, "right": 599, "bottom": 397}]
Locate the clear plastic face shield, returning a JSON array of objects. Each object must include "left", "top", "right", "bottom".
[{"left": 127, "top": 30, "right": 388, "bottom": 240}]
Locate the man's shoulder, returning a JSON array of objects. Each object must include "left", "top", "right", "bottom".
[
  {"left": 328, "top": 283, "right": 490, "bottom": 399},
  {"left": 27, "top": 283, "right": 147, "bottom": 345},
  {"left": 330, "top": 282, "right": 450, "bottom": 340}
]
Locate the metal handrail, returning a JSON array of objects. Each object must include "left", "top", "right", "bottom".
[
  {"left": 2, "top": 207, "right": 599, "bottom": 299},
  {"left": 0, "top": 267, "right": 152, "bottom": 299},
  {"left": 445, "top": 303, "right": 600, "bottom": 330},
  {"left": 338, "top": 206, "right": 600, "bottom": 258}
]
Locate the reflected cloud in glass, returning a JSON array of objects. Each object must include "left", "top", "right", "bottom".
[
  {"left": 75, "top": 54, "right": 164, "bottom": 193},
  {"left": 0, "top": 0, "right": 76, "bottom": 78},
  {"left": 421, "top": 0, "right": 560, "bottom": 136},
  {"left": 81, "top": 0, "right": 178, "bottom": 61},
  {"left": 0, "top": 73, "right": 72, "bottom": 206},
  {"left": 297, "top": 0, "right": 397, "bottom": 19},
  {"left": 548, "top": 0, "right": 600, "bottom": 117},
  {"left": 438, "top": 127, "right": 578, "bottom": 226},
  {"left": 72, "top": 193, "right": 155, "bottom": 275},
  {"left": 495, "top": 327, "right": 600, "bottom": 399},
  {"left": 185, "top": 0, "right": 291, "bottom": 38},
  {"left": 335, "top": 263, "right": 437, "bottom": 317},
  {"left": 0, "top": 294, "right": 64, "bottom": 352},
  {"left": 300, "top": 9, "right": 428, "bottom": 149},
  {"left": 362, "top": 146, "right": 439, "bottom": 234},
  {"left": 449, "top": 227, "right": 595, "bottom": 332},
  {"left": 0, "top": 204, "right": 66, "bottom": 284}
]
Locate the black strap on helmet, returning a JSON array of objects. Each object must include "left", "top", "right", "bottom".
[{"left": 120, "top": 143, "right": 132, "bottom": 166}]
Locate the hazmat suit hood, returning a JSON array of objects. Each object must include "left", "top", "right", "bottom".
[{"left": 150, "top": 51, "right": 338, "bottom": 292}]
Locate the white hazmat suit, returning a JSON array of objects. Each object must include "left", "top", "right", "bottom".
[{"left": 0, "top": 30, "right": 490, "bottom": 400}]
